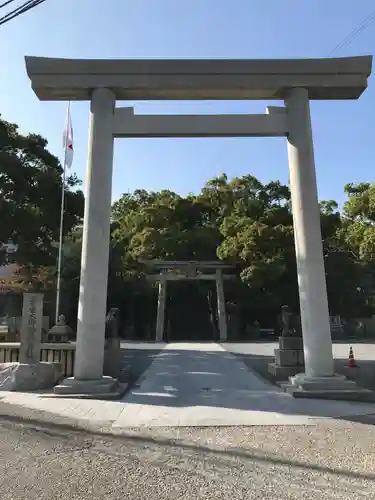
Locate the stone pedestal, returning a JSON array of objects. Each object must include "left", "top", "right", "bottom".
[
  {"left": 268, "top": 336, "right": 304, "bottom": 379},
  {"left": 103, "top": 338, "right": 122, "bottom": 379}
]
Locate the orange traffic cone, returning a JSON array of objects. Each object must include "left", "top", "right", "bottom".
[{"left": 348, "top": 346, "right": 357, "bottom": 368}]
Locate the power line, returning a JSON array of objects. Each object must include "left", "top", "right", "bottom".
[
  {"left": 329, "top": 12, "right": 375, "bottom": 55},
  {"left": 0, "top": 0, "right": 46, "bottom": 27},
  {"left": 329, "top": 9, "right": 375, "bottom": 56},
  {"left": 0, "top": 0, "right": 17, "bottom": 10},
  {"left": 0, "top": 0, "right": 41, "bottom": 25}
]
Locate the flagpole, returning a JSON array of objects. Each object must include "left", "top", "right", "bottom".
[{"left": 55, "top": 102, "right": 70, "bottom": 323}]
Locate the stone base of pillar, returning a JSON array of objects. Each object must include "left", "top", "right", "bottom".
[
  {"left": 280, "top": 373, "right": 375, "bottom": 402},
  {"left": 54, "top": 376, "right": 127, "bottom": 399}
]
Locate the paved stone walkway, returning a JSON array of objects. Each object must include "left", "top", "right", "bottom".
[{"left": 1, "top": 343, "right": 375, "bottom": 430}]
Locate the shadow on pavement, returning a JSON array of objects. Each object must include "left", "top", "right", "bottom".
[
  {"left": 113, "top": 348, "right": 375, "bottom": 424},
  {"left": 2, "top": 344, "right": 375, "bottom": 429},
  {"left": 232, "top": 351, "right": 375, "bottom": 392},
  {"left": 119, "top": 348, "right": 163, "bottom": 387}
]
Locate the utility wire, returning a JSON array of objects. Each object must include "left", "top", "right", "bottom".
[
  {"left": 0, "top": 0, "right": 40, "bottom": 24},
  {"left": 0, "top": 0, "right": 17, "bottom": 10},
  {"left": 329, "top": 9, "right": 375, "bottom": 56},
  {"left": 0, "top": 0, "right": 46, "bottom": 27}
]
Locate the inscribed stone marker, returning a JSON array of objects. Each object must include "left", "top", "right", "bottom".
[{"left": 19, "top": 293, "right": 43, "bottom": 364}]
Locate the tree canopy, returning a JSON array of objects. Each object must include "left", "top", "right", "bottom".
[
  {"left": 1, "top": 113, "right": 375, "bottom": 337},
  {"left": 0, "top": 116, "right": 84, "bottom": 268},
  {"left": 107, "top": 173, "right": 375, "bottom": 335}
]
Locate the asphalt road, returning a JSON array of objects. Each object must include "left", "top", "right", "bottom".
[
  {"left": 119, "top": 348, "right": 162, "bottom": 385},
  {"left": 1, "top": 416, "right": 375, "bottom": 499}
]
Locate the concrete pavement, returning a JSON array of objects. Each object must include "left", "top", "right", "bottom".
[
  {"left": 222, "top": 341, "right": 375, "bottom": 360},
  {"left": 1, "top": 343, "right": 375, "bottom": 431}
]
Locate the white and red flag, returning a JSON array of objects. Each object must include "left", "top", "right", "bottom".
[{"left": 63, "top": 103, "right": 73, "bottom": 168}]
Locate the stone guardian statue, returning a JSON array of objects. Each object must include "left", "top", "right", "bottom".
[
  {"left": 279, "top": 305, "right": 300, "bottom": 337},
  {"left": 104, "top": 307, "right": 121, "bottom": 339}
]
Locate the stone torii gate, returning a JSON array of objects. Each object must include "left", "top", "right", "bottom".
[
  {"left": 24, "top": 55, "right": 372, "bottom": 397},
  {"left": 141, "top": 260, "right": 235, "bottom": 342}
]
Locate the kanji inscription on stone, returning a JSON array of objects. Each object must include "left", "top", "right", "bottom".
[{"left": 19, "top": 293, "right": 43, "bottom": 364}]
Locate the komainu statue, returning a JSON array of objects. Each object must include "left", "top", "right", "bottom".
[
  {"left": 279, "top": 305, "right": 301, "bottom": 337},
  {"left": 104, "top": 307, "right": 121, "bottom": 339}
]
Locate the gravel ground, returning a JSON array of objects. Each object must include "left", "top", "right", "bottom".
[
  {"left": 2, "top": 343, "right": 375, "bottom": 498},
  {"left": 1, "top": 416, "right": 375, "bottom": 499}
]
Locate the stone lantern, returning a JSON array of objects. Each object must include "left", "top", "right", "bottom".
[{"left": 47, "top": 315, "right": 74, "bottom": 343}]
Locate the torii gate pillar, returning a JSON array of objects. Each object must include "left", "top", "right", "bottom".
[{"left": 23, "top": 55, "right": 372, "bottom": 397}]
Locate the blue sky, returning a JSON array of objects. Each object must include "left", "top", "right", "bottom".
[{"left": 0, "top": 0, "right": 374, "bottom": 205}]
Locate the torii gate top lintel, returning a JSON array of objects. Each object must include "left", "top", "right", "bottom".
[
  {"left": 34, "top": 52, "right": 373, "bottom": 392},
  {"left": 141, "top": 260, "right": 236, "bottom": 281},
  {"left": 140, "top": 260, "right": 236, "bottom": 270},
  {"left": 25, "top": 55, "right": 372, "bottom": 101}
]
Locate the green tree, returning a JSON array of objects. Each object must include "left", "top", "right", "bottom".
[
  {"left": 210, "top": 176, "right": 296, "bottom": 323},
  {"left": 0, "top": 116, "right": 84, "bottom": 267},
  {"left": 112, "top": 189, "right": 220, "bottom": 263},
  {"left": 338, "top": 182, "right": 375, "bottom": 261},
  {"left": 333, "top": 182, "right": 375, "bottom": 315},
  {"left": 61, "top": 174, "right": 375, "bottom": 334},
  {"left": 111, "top": 187, "right": 223, "bottom": 337}
]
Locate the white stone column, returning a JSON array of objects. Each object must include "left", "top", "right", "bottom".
[
  {"left": 155, "top": 272, "right": 167, "bottom": 342},
  {"left": 286, "top": 87, "right": 334, "bottom": 379},
  {"left": 216, "top": 269, "right": 227, "bottom": 341},
  {"left": 55, "top": 88, "right": 117, "bottom": 395}
]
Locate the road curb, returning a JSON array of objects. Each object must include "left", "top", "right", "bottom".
[{"left": 0, "top": 400, "right": 114, "bottom": 436}]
